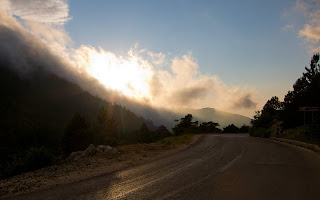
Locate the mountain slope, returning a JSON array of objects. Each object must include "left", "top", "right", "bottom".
[{"left": 0, "top": 61, "right": 156, "bottom": 166}]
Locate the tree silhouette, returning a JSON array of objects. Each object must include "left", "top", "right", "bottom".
[
  {"left": 222, "top": 124, "right": 240, "bottom": 133},
  {"left": 154, "top": 125, "right": 171, "bottom": 140},
  {"left": 239, "top": 125, "right": 250, "bottom": 133},
  {"left": 282, "top": 53, "right": 320, "bottom": 126},
  {"left": 173, "top": 114, "right": 222, "bottom": 134},
  {"left": 64, "top": 113, "right": 91, "bottom": 153},
  {"left": 137, "top": 122, "right": 151, "bottom": 143},
  {"left": 95, "top": 106, "right": 118, "bottom": 146},
  {"left": 172, "top": 114, "right": 195, "bottom": 135},
  {"left": 199, "top": 121, "right": 221, "bottom": 133},
  {"left": 284, "top": 53, "right": 320, "bottom": 109},
  {"left": 263, "top": 96, "right": 283, "bottom": 111}
]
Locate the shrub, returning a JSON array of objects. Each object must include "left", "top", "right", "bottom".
[
  {"left": 24, "top": 146, "right": 53, "bottom": 171},
  {"left": 249, "top": 127, "right": 270, "bottom": 138},
  {"left": 63, "top": 113, "right": 92, "bottom": 154},
  {"left": 2, "top": 146, "right": 53, "bottom": 178}
]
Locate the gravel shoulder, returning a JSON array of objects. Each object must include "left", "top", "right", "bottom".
[{"left": 0, "top": 134, "right": 201, "bottom": 199}]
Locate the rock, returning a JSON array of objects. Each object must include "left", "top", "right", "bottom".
[
  {"left": 67, "top": 144, "right": 119, "bottom": 162},
  {"left": 83, "top": 144, "right": 98, "bottom": 157},
  {"left": 67, "top": 151, "right": 84, "bottom": 161},
  {"left": 96, "top": 145, "right": 109, "bottom": 152},
  {"left": 110, "top": 147, "right": 119, "bottom": 154},
  {"left": 96, "top": 145, "right": 119, "bottom": 154}
]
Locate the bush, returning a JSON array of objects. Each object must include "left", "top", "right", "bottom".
[
  {"left": 249, "top": 127, "right": 270, "bottom": 138},
  {"left": 63, "top": 113, "right": 92, "bottom": 154},
  {"left": 24, "top": 146, "right": 53, "bottom": 171},
  {"left": 137, "top": 123, "right": 152, "bottom": 143},
  {"left": 2, "top": 146, "right": 53, "bottom": 178}
]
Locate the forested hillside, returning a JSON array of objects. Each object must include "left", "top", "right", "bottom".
[{"left": 0, "top": 60, "right": 159, "bottom": 178}]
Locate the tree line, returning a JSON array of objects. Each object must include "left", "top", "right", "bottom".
[
  {"left": 64, "top": 106, "right": 172, "bottom": 154},
  {"left": 172, "top": 114, "right": 249, "bottom": 135},
  {"left": 0, "top": 105, "right": 171, "bottom": 179}
]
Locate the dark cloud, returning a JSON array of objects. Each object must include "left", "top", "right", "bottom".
[
  {"left": 171, "top": 86, "right": 208, "bottom": 105},
  {"left": 232, "top": 94, "right": 257, "bottom": 109},
  {"left": 0, "top": 13, "right": 124, "bottom": 104},
  {"left": 0, "top": 15, "right": 69, "bottom": 78}
]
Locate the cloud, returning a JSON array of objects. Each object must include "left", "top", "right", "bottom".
[
  {"left": 232, "top": 94, "right": 257, "bottom": 109},
  {"left": 146, "top": 53, "right": 258, "bottom": 113},
  {"left": 298, "top": 2, "right": 320, "bottom": 43},
  {"left": 299, "top": 24, "right": 320, "bottom": 41},
  {"left": 171, "top": 86, "right": 209, "bottom": 105},
  {"left": 294, "top": 0, "right": 310, "bottom": 15},
  {"left": 25, "top": 20, "right": 71, "bottom": 46},
  {"left": 4, "top": 0, "right": 71, "bottom": 53},
  {"left": 147, "top": 51, "right": 165, "bottom": 65},
  {"left": 171, "top": 53, "right": 198, "bottom": 79},
  {"left": 282, "top": 24, "right": 294, "bottom": 32},
  {"left": 0, "top": 10, "right": 68, "bottom": 76},
  {"left": 6, "top": 0, "right": 70, "bottom": 24},
  {"left": 0, "top": 0, "right": 259, "bottom": 117},
  {"left": 286, "top": 0, "right": 320, "bottom": 52}
]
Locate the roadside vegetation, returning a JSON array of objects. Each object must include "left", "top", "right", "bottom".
[{"left": 250, "top": 53, "right": 320, "bottom": 144}]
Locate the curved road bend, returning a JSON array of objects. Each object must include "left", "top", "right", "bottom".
[{"left": 5, "top": 134, "right": 320, "bottom": 200}]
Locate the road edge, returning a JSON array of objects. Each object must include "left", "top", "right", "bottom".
[{"left": 269, "top": 137, "right": 320, "bottom": 152}]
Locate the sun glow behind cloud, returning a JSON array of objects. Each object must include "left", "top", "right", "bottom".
[
  {"left": 0, "top": 0, "right": 260, "bottom": 117},
  {"left": 75, "top": 46, "right": 152, "bottom": 100}
]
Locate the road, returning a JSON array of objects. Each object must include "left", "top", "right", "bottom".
[{"left": 6, "top": 134, "right": 320, "bottom": 200}]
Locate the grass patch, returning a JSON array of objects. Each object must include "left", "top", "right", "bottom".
[
  {"left": 117, "top": 134, "right": 194, "bottom": 155},
  {"left": 157, "top": 134, "right": 194, "bottom": 148}
]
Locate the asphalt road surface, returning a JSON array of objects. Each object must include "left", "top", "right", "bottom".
[{"left": 6, "top": 134, "right": 320, "bottom": 200}]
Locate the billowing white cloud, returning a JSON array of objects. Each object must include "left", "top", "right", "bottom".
[
  {"left": 147, "top": 53, "right": 258, "bottom": 112},
  {"left": 0, "top": 0, "right": 258, "bottom": 117},
  {"left": 147, "top": 51, "right": 166, "bottom": 65}
]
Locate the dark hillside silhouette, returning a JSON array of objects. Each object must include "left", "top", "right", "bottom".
[{"left": 0, "top": 61, "right": 157, "bottom": 178}]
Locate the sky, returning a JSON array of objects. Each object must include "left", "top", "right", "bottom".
[{"left": 1, "top": 0, "right": 320, "bottom": 118}]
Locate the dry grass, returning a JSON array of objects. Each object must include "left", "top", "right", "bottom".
[{"left": 157, "top": 134, "right": 194, "bottom": 147}]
